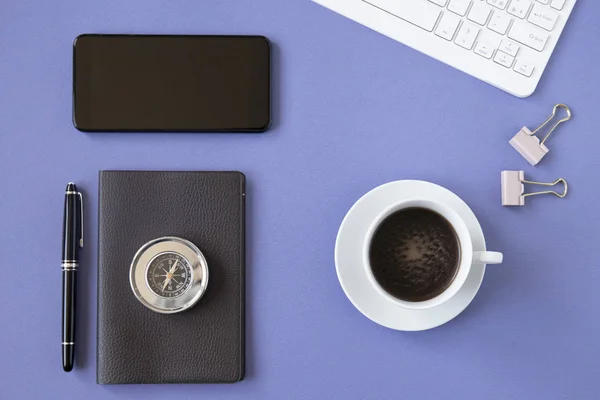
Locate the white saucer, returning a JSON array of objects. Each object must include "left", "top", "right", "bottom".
[{"left": 335, "top": 180, "right": 488, "bottom": 331}]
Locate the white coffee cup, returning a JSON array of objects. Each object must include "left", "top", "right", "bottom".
[{"left": 363, "top": 198, "right": 503, "bottom": 310}]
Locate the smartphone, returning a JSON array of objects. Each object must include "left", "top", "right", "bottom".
[{"left": 73, "top": 35, "right": 271, "bottom": 132}]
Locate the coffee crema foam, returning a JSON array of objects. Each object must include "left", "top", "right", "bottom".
[{"left": 369, "top": 207, "right": 460, "bottom": 302}]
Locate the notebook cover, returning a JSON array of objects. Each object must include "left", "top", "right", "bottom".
[{"left": 97, "top": 171, "right": 245, "bottom": 384}]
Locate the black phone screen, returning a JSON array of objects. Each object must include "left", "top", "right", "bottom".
[{"left": 73, "top": 35, "right": 271, "bottom": 132}]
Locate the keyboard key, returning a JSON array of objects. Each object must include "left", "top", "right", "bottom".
[
  {"left": 448, "top": 0, "right": 472, "bottom": 16},
  {"left": 487, "top": 0, "right": 508, "bottom": 9},
  {"left": 488, "top": 11, "right": 512, "bottom": 34},
  {"left": 455, "top": 22, "right": 480, "bottom": 49},
  {"left": 536, "top": 0, "right": 549, "bottom": 4},
  {"left": 494, "top": 50, "right": 515, "bottom": 67},
  {"left": 468, "top": 3, "right": 491, "bottom": 25},
  {"left": 500, "top": 39, "right": 520, "bottom": 56},
  {"left": 528, "top": 3, "right": 558, "bottom": 30},
  {"left": 507, "top": 0, "right": 531, "bottom": 18},
  {"left": 365, "top": 0, "right": 441, "bottom": 32},
  {"left": 550, "top": 0, "right": 565, "bottom": 10},
  {"left": 474, "top": 40, "right": 497, "bottom": 58},
  {"left": 514, "top": 59, "right": 535, "bottom": 76},
  {"left": 508, "top": 19, "right": 548, "bottom": 51},
  {"left": 429, "top": 0, "right": 448, "bottom": 6},
  {"left": 435, "top": 12, "right": 461, "bottom": 40}
]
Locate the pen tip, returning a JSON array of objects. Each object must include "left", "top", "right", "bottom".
[{"left": 66, "top": 183, "right": 77, "bottom": 192}]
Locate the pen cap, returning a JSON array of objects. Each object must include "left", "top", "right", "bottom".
[{"left": 63, "top": 183, "right": 82, "bottom": 260}]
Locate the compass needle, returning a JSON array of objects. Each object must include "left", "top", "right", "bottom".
[{"left": 169, "top": 260, "right": 178, "bottom": 274}]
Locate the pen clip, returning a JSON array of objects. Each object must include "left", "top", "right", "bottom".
[{"left": 78, "top": 192, "right": 84, "bottom": 248}]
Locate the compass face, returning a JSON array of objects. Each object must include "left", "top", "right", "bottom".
[
  {"left": 146, "top": 252, "right": 193, "bottom": 298},
  {"left": 130, "top": 237, "right": 209, "bottom": 314}
]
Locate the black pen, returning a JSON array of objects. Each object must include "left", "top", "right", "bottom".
[{"left": 62, "top": 183, "right": 83, "bottom": 372}]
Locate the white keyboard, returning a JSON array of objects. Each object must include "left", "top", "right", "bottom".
[{"left": 312, "top": 0, "right": 576, "bottom": 97}]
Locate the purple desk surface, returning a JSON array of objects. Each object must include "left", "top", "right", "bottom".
[{"left": 1, "top": 1, "right": 599, "bottom": 399}]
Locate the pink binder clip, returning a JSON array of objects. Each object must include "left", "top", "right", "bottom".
[
  {"left": 501, "top": 171, "right": 568, "bottom": 207},
  {"left": 509, "top": 104, "right": 572, "bottom": 166}
]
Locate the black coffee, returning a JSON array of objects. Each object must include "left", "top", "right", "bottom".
[{"left": 369, "top": 207, "right": 460, "bottom": 302}]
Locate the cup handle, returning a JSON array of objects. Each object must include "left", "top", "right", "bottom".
[{"left": 473, "top": 251, "right": 503, "bottom": 265}]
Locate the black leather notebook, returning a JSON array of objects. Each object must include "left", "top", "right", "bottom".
[{"left": 97, "top": 171, "right": 245, "bottom": 384}]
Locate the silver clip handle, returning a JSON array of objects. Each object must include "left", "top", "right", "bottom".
[
  {"left": 521, "top": 178, "right": 568, "bottom": 199},
  {"left": 530, "top": 103, "right": 572, "bottom": 146}
]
